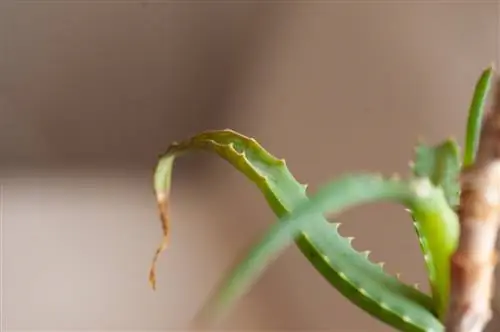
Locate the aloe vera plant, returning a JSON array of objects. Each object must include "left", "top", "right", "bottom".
[{"left": 148, "top": 66, "right": 497, "bottom": 332}]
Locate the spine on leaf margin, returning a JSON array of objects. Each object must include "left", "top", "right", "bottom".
[{"left": 150, "top": 129, "right": 447, "bottom": 332}]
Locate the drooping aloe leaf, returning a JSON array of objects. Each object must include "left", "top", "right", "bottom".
[
  {"left": 410, "top": 139, "right": 461, "bottom": 319},
  {"left": 149, "top": 130, "right": 304, "bottom": 288},
  {"left": 151, "top": 129, "right": 441, "bottom": 332},
  {"left": 463, "top": 65, "right": 494, "bottom": 167}
]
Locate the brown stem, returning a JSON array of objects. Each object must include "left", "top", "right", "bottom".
[{"left": 445, "top": 74, "right": 500, "bottom": 332}]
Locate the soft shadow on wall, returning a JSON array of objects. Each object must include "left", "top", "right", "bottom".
[{"left": 1, "top": 2, "right": 286, "bottom": 173}]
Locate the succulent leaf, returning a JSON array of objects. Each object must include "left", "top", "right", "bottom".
[
  {"left": 410, "top": 140, "right": 461, "bottom": 319},
  {"left": 413, "top": 140, "right": 461, "bottom": 208},
  {"left": 198, "top": 174, "right": 450, "bottom": 332},
  {"left": 463, "top": 65, "right": 494, "bottom": 167},
  {"left": 151, "top": 129, "right": 443, "bottom": 332}
]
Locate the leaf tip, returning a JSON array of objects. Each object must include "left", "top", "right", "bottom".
[
  {"left": 445, "top": 135, "right": 456, "bottom": 143},
  {"left": 148, "top": 192, "right": 171, "bottom": 290},
  {"left": 149, "top": 266, "right": 157, "bottom": 290},
  {"left": 488, "top": 61, "right": 496, "bottom": 72}
]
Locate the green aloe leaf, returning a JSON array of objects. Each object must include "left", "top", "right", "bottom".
[
  {"left": 412, "top": 140, "right": 461, "bottom": 208},
  {"left": 198, "top": 173, "right": 456, "bottom": 332},
  {"left": 151, "top": 129, "right": 442, "bottom": 332},
  {"left": 410, "top": 139, "right": 461, "bottom": 319},
  {"left": 463, "top": 65, "right": 494, "bottom": 167}
]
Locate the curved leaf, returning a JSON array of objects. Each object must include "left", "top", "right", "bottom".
[
  {"left": 463, "top": 65, "right": 494, "bottom": 167},
  {"left": 151, "top": 129, "right": 440, "bottom": 332},
  {"left": 200, "top": 174, "right": 456, "bottom": 332}
]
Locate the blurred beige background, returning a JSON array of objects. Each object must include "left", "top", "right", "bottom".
[{"left": 2, "top": 1, "right": 499, "bottom": 331}]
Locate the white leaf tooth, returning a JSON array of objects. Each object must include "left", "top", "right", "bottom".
[
  {"left": 396, "top": 273, "right": 402, "bottom": 280},
  {"left": 332, "top": 222, "right": 341, "bottom": 230},
  {"left": 413, "top": 283, "right": 420, "bottom": 290},
  {"left": 378, "top": 262, "right": 385, "bottom": 269},
  {"left": 362, "top": 250, "right": 371, "bottom": 259},
  {"left": 346, "top": 237, "right": 355, "bottom": 244},
  {"left": 413, "top": 178, "right": 433, "bottom": 198},
  {"left": 380, "top": 302, "right": 390, "bottom": 310}
]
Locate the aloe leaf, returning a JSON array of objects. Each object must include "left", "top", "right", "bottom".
[
  {"left": 463, "top": 65, "right": 494, "bottom": 167},
  {"left": 412, "top": 139, "right": 461, "bottom": 208},
  {"left": 410, "top": 139, "right": 461, "bottom": 319},
  {"left": 151, "top": 129, "right": 441, "bottom": 332},
  {"left": 149, "top": 130, "right": 303, "bottom": 288},
  {"left": 201, "top": 174, "right": 455, "bottom": 332}
]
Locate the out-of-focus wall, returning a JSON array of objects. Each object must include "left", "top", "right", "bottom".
[{"left": 2, "top": 2, "right": 499, "bottom": 331}]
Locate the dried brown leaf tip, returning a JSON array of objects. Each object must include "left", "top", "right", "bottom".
[
  {"left": 446, "top": 75, "right": 500, "bottom": 332},
  {"left": 149, "top": 192, "right": 170, "bottom": 290}
]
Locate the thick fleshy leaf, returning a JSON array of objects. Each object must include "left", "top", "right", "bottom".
[
  {"left": 151, "top": 129, "right": 441, "bottom": 332},
  {"left": 463, "top": 65, "right": 494, "bottom": 167},
  {"left": 410, "top": 139, "right": 461, "bottom": 319},
  {"left": 196, "top": 172, "right": 453, "bottom": 332}
]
